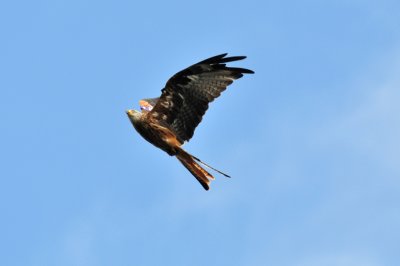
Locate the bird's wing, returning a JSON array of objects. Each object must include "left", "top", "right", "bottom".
[
  {"left": 149, "top": 53, "right": 254, "bottom": 143},
  {"left": 139, "top": 97, "right": 159, "bottom": 112}
]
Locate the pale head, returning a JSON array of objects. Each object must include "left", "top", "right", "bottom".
[{"left": 126, "top": 109, "right": 143, "bottom": 125}]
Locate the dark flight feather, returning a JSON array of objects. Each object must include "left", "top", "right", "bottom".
[{"left": 150, "top": 54, "right": 254, "bottom": 143}]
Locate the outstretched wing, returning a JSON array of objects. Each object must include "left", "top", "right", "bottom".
[{"left": 149, "top": 53, "right": 254, "bottom": 144}]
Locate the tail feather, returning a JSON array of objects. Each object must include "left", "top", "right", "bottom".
[
  {"left": 176, "top": 149, "right": 213, "bottom": 190},
  {"left": 176, "top": 148, "right": 230, "bottom": 190},
  {"left": 190, "top": 155, "right": 231, "bottom": 178}
]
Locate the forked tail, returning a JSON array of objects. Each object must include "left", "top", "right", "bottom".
[{"left": 176, "top": 148, "right": 230, "bottom": 190}]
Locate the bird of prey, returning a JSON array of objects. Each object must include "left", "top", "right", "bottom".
[{"left": 126, "top": 53, "right": 254, "bottom": 190}]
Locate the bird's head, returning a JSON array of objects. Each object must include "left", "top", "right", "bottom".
[{"left": 126, "top": 109, "right": 142, "bottom": 124}]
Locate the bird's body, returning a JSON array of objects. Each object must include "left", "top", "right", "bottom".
[
  {"left": 126, "top": 53, "right": 254, "bottom": 190},
  {"left": 127, "top": 109, "right": 181, "bottom": 156}
]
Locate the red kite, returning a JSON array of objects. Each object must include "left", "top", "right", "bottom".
[{"left": 127, "top": 54, "right": 254, "bottom": 190}]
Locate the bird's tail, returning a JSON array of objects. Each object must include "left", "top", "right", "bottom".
[{"left": 176, "top": 148, "right": 230, "bottom": 191}]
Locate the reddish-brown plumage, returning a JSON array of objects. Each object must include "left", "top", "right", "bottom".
[{"left": 127, "top": 54, "right": 254, "bottom": 190}]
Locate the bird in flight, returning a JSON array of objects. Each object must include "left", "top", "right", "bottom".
[{"left": 126, "top": 53, "right": 254, "bottom": 190}]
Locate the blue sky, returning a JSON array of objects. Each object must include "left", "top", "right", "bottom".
[{"left": 1, "top": 0, "right": 400, "bottom": 265}]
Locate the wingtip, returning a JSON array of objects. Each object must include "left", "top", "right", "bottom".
[
  {"left": 218, "top": 55, "right": 248, "bottom": 64},
  {"left": 198, "top": 53, "right": 251, "bottom": 64},
  {"left": 197, "top": 53, "right": 228, "bottom": 64}
]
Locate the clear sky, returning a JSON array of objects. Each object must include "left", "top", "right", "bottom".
[{"left": 1, "top": 0, "right": 400, "bottom": 265}]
